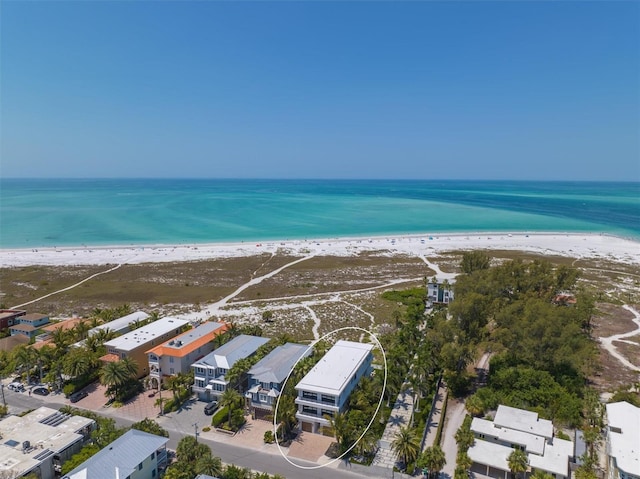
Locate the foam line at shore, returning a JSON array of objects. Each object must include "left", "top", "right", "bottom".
[{"left": 1, "top": 232, "right": 639, "bottom": 267}]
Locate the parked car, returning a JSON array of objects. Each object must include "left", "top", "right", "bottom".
[
  {"left": 32, "top": 387, "right": 49, "bottom": 396},
  {"left": 8, "top": 382, "right": 25, "bottom": 392},
  {"left": 204, "top": 400, "right": 219, "bottom": 415},
  {"left": 69, "top": 391, "right": 88, "bottom": 403}
]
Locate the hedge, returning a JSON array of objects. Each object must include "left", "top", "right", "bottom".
[{"left": 211, "top": 406, "right": 229, "bottom": 427}]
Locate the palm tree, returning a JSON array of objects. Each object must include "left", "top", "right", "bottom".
[
  {"left": 325, "top": 411, "right": 350, "bottom": 452},
  {"left": 274, "top": 394, "right": 297, "bottom": 441},
  {"left": 219, "top": 388, "right": 243, "bottom": 425},
  {"left": 457, "top": 452, "right": 473, "bottom": 472},
  {"left": 195, "top": 455, "right": 223, "bottom": 477},
  {"left": 13, "top": 346, "right": 37, "bottom": 384},
  {"left": 100, "top": 361, "right": 131, "bottom": 399},
  {"left": 465, "top": 394, "right": 485, "bottom": 417},
  {"left": 50, "top": 327, "right": 72, "bottom": 351},
  {"left": 508, "top": 449, "right": 529, "bottom": 479},
  {"left": 73, "top": 320, "right": 90, "bottom": 341},
  {"left": 64, "top": 347, "right": 96, "bottom": 378},
  {"left": 420, "top": 445, "right": 447, "bottom": 479},
  {"left": 120, "top": 356, "right": 139, "bottom": 378},
  {"left": 391, "top": 426, "right": 421, "bottom": 471}
]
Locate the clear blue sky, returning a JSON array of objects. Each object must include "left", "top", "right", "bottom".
[{"left": 1, "top": 1, "right": 638, "bottom": 180}]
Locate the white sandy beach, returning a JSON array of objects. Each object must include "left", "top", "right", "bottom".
[{"left": 1, "top": 232, "right": 639, "bottom": 267}]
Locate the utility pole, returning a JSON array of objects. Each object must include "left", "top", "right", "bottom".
[
  {"left": 193, "top": 422, "right": 199, "bottom": 443},
  {"left": 0, "top": 384, "right": 6, "bottom": 409}
]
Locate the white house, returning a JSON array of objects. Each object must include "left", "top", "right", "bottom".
[
  {"left": 245, "top": 343, "right": 310, "bottom": 419},
  {"left": 295, "top": 340, "right": 374, "bottom": 434},
  {"left": 427, "top": 278, "right": 455, "bottom": 306},
  {"left": 606, "top": 401, "right": 640, "bottom": 479},
  {"left": 191, "top": 334, "right": 270, "bottom": 401},
  {"left": 468, "top": 405, "right": 574, "bottom": 479},
  {"left": 62, "top": 429, "right": 168, "bottom": 479},
  {"left": 0, "top": 407, "right": 95, "bottom": 479}
]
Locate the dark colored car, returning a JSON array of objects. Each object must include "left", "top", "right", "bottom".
[
  {"left": 69, "top": 391, "right": 88, "bottom": 403},
  {"left": 32, "top": 387, "right": 50, "bottom": 396},
  {"left": 204, "top": 400, "right": 219, "bottom": 415}
]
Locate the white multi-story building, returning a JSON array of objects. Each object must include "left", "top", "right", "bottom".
[
  {"left": 147, "top": 321, "right": 229, "bottom": 388},
  {"left": 192, "top": 334, "right": 270, "bottom": 401},
  {"left": 62, "top": 429, "right": 168, "bottom": 479},
  {"left": 606, "top": 401, "right": 640, "bottom": 479},
  {"left": 427, "top": 278, "right": 455, "bottom": 306},
  {"left": 468, "top": 404, "right": 574, "bottom": 479},
  {"left": 101, "top": 317, "right": 188, "bottom": 378},
  {"left": 295, "top": 340, "right": 374, "bottom": 434},
  {"left": 245, "top": 343, "right": 310, "bottom": 419},
  {"left": 0, "top": 406, "right": 95, "bottom": 479}
]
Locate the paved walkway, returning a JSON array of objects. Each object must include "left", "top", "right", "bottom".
[
  {"left": 371, "top": 386, "right": 415, "bottom": 469},
  {"left": 421, "top": 379, "right": 446, "bottom": 451}
]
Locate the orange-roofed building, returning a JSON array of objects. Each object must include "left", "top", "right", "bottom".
[
  {"left": 146, "top": 321, "right": 229, "bottom": 388},
  {"left": 41, "top": 317, "right": 87, "bottom": 334}
]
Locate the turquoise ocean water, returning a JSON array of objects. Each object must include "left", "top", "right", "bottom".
[{"left": 0, "top": 179, "right": 638, "bottom": 248}]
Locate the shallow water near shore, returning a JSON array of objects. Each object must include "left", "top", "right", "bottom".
[{"left": 1, "top": 179, "right": 638, "bottom": 248}]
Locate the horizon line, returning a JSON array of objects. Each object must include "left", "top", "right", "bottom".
[{"left": 2, "top": 177, "right": 639, "bottom": 183}]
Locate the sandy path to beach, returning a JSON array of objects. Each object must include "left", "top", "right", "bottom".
[
  {"left": 180, "top": 254, "right": 316, "bottom": 321},
  {"left": 10, "top": 263, "right": 123, "bottom": 309},
  {"left": 599, "top": 305, "right": 640, "bottom": 372}
]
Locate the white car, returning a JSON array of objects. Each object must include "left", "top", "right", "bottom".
[{"left": 8, "top": 382, "right": 25, "bottom": 392}]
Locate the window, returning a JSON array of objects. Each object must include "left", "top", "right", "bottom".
[
  {"left": 302, "top": 405, "right": 318, "bottom": 415},
  {"left": 302, "top": 391, "right": 317, "bottom": 401},
  {"left": 321, "top": 409, "right": 334, "bottom": 418},
  {"left": 138, "top": 462, "right": 143, "bottom": 471},
  {"left": 196, "top": 367, "right": 206, "bottom": 375},
  {"left": 259, "top": 394, "right": 268, "bottom": 402},
  {"left": 170, "top": 368, "right": 174, "bottom": 374},
  {"left": 121, "top": 353, "right": 126, "bottom": 359},
  {"left": 169, "top": 357, "right": 174, "bottom": 363},
  {"left": 151, "top": 452, "right": 155, "bottom": 460},
  {"left": 321, "top": 394, "right": 335, "bottom": 405},
  {"left": 152, "top": 470, "right": 156, "bottom": 478}
]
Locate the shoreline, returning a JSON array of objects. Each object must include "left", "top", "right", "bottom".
[{"left": 1, "top": 231, "right": 639, "bottom": 267}]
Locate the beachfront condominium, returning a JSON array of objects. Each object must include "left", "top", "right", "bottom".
[
  {"left": 245, "top": 342, "right": 310, "bottom": 419},
  {"left": 0, "top": 406, "right": 95, "bottom": 479},
  {"left": 295, "top": 340, "right": 374, "bottom": 434},
  {"left": 467, "top": 404, "right": 575, "bottom": 479},
  {"left": 101, "top": 316, "right": 189, "bottom": 378},
  {"left": 192, "top": 334, "right": 270, "bottom": 401},
  {"left": 606, "top": 401, "right": 640, "bottom": 479},
  {"left": 146, "top": 321, "right": 229, "bottom": 388},
  {"left": 71, "top": 310, "right": 150, "bottom": 348}
]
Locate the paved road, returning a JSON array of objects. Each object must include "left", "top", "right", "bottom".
[{"left": 1, "top": 387, "right": 369, "bottom": 479}]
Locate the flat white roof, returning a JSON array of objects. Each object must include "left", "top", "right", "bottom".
[
  {"left": 469, "top": 437, "right": 572, "bottom": 477},
  {"left": 0, "top": 407, "right": 94, "bottom": 477},
  {"left": 90, "top": 311, "right": 150, "bottom": 335},
  {"left": 104, "top": 316, "right": 188, "bottom": 352},
  {"left": 295, "top": 340, "right": 373, "bottom": 396},
  {"left": 606, "top": 401, "right": 640, "bottom": 476},
  {"left": 494, "top": 404, "right": 553, "bottom": 439},
  {"left": 529, "top": 438, "right": 573, "bottom": 477},
  {"left": 155, "top": 321, "right": 226, "bottom": 353},
  {"left": 471, "top": 417, "right": 546, "bottom": 455}
]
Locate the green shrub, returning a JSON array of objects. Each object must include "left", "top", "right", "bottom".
[
  {"left": 212, "top": 406, "right": 229, "bottom": 427},
  {"left": 264, "top": 430, "right": 274, "bottom": 444},
  {"left": 63, "top": 384, "right": 76, "bottom": 397},
  {"left": 202, "top": 426, "right": 211, "bottom": 432}
]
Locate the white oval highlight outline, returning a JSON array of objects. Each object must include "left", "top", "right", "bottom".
[{"left": 273, "top": 326, "right": 388, "bottom": 470}]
